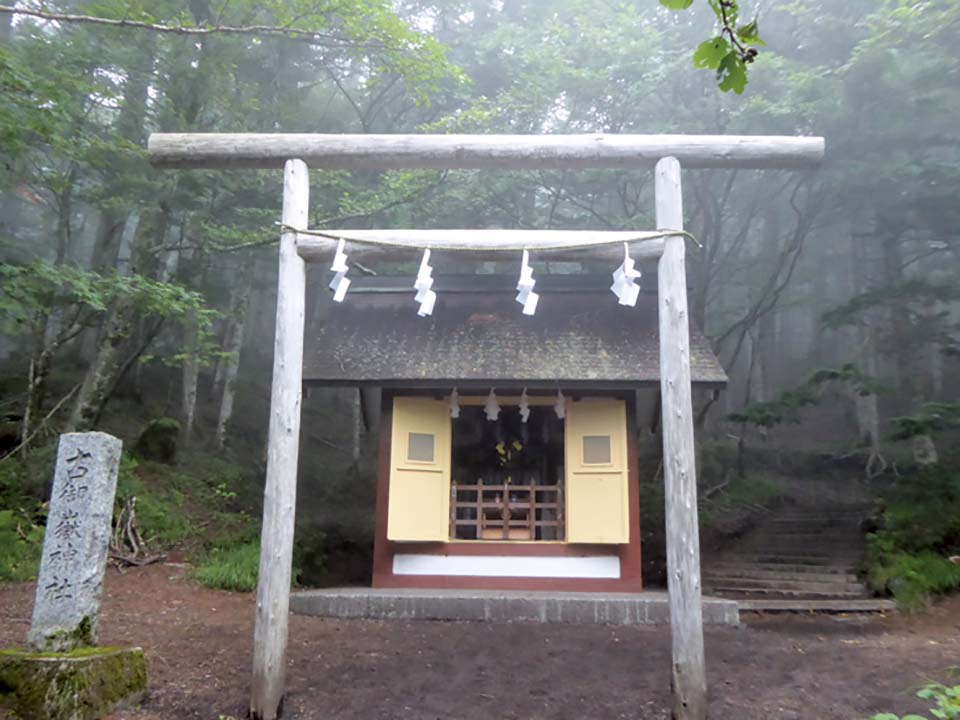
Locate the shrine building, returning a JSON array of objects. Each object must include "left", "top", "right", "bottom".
[{"left": 304, "top": 273, "right": 726, "bottom": 592}]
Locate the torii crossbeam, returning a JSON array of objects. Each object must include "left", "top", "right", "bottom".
[{"left": 148, "top": 133, "right": 824, "bottom": 720}]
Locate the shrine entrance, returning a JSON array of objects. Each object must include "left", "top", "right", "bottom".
[{"left": 451, "top": 400, "right": 566, "bottom": 542}]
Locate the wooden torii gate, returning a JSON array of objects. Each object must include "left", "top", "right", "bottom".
[{"left": 148, "top": 132, "right": 824, "bottom": 720}]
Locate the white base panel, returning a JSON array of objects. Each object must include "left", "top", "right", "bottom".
[{"left": 392, "top": 554, "right": 621, "bottom": 579}]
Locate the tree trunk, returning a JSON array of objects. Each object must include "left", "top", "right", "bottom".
[
  {"left": 89, "top": 32, "right": 156, "bottom": 273},
  {"left": 0, "top": 9, "right": 11, "bottom": 43},
  {"left": 855, "top": 333, "right": 881, "bottom": 450},
  {"left": 180, "top": 312, "right": 200, "bottom": 447},
  {"left": 854, "top": 358, "right": 884, "bottom": 479},
  {"left": 912, "top": 434, "right": 938, "bottom": 466},
  {"left": 848, "top": 229, "right": 885, "bottom": 476},
  {"left": 216, "top": 275, "right": 252, "bottom": 449},
  {"left": 67, "top": 207, "right": 168, "bottom": 431},
  {"left": 66, "top": 302, "right": 137, "bottom": 431}
]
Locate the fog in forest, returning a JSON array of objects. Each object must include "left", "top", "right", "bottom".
[{"left": 1, "top": 2, "right": 957, "bottom": 597}]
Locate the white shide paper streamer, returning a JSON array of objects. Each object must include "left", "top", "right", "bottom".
[
  {"left": 328, "top": 238, "right": 351, "bottom": 303},
  {"left": 515, "top": 249, "right": 539, "bottom": 316},
  {"left": 610, "top": 242, "right": 641, "bottom": 306},
  {"left": 413, "top": 248, "right": 437, "bottom": 317}
]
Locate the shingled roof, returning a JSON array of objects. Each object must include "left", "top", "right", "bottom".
[{"left": 303, "top": 275, "right": 727, "bottom": 388}]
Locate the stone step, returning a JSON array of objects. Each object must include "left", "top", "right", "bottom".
[
  {"left": 289, "top": 588, "right": 743, "bottom": 625},
  {"left": 767, "top": 515, "right": 866, "bottom": 523},
  {"left": 736, "top": 547, "right": 863, "bottom": 558},
  {"left": 703, "top": 493, "right": 873, "bottom": 602},
  {"left": 735, "top": 553, "right": 863, "bottom": 563},
  {"left": 740, "top": 535, "right": 864, "bottom": 554},
  {"left": 702, "top": 575, "right": 866, "bottom": 594},
  {"left": 710, "top": 586, "right": 870, "bottom": 600},
  {"left": 754, "top": 523, "right": 860, "bottom": 536},
  {"left": 766, "top": 516, "right": 866, "bottom": 522},
  {"left": 721, "top": 553, "right": 855, "bottom": 566},
  {"left": 749, "top": 525, "right": 864, "bottom": 532},
  {"left": 709, "top": 561, "right": 858, "bottom": 575},
  {"left": 739, "top": 541, "right": 863, "bottom": 551},
  {"left": 703, "top": 566, "right": 860, "bottom": 583},
  {"left": 738, "top": 598, "right": 895, "bottom": 613}
]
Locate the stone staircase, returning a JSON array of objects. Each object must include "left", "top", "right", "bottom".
[{"left": 703, "top": 503, "right": 873, "bottom": 602}]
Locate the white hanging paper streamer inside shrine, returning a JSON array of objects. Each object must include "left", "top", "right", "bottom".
[
  {"left": 328, "top": 238, "right": 351, "bottom": 303},
  {"left": 449, "top": 388, "right": 460, "bottom": 419},
  {"left": 554, "top": 390, "right": 566, "bottom": 420},
  {"left": 484, "top": 389, "right": 501, "bottom": 421},
  {"left": 413, "top": 248, "right": 436, "bottom": 317},
  {"left": 519, "top": 388, "right": 530, "bottom": 423},
  {"left": 610, "top": 242, "right": 641, "bottom": 307},
  {"left": 515, "top": 249, "right": 539, "bottom": 316}
]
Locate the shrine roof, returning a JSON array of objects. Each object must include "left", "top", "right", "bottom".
[{"left": 302, "top": 275, "right": 727, "bottom": 388}]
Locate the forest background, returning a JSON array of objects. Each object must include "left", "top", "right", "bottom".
[{"left": 0, "top": 0, "right": 958, "bottom": 607}]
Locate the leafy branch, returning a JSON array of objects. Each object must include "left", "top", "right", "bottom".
[
  {"left": 727, "top": 363, "right": 885, "bottom": 430},
  {"left": 659, "top": 0, "right": 764, "bottom": 94},
  {"left": 890, "top": 403, "right": 960, "bottom": 441}
]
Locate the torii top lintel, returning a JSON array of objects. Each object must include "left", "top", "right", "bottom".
[{"left": 147, "top": 133, "right": 824, "bottom": 171}]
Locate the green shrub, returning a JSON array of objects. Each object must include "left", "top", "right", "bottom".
[
  {"left": 0, "top": 509, "right": 44, "bottom": 582},
  {"left": 0, "top": 442, "right": 56, "bottom": 509},
  {"left": 867, "top": 540, "right": 960, "bottom": 609},
  {"left": 699, "top": 472, "right": 784, "bottom": 530},
  {"left": 870, "top": 681, "right": 960, "bottom": 720},
  {"left": 195, "top": 541, "right": 262, "bottom": 592},
  {"left": 115, "top": 455, "right": 196, "bottom": 547},
  {"left": 866, "top": 462, "right": 960, "bottom": 608}
]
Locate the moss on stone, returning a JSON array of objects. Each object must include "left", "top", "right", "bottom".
[
  {"left": 0, "top": 646, "right": 147, "bottom": 720},
  {"left": 35, "top": 615, "right": 95, "bottom": 653}
]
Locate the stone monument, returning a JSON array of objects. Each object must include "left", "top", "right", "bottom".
[
  {"left": 0, "top": 432, "right": 148, "bottom": 720},
  {"left": 29, "top": 432, "right": 121, "bottom": 651}
]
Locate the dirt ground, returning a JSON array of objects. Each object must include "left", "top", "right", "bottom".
[{"left": 2, "top": 566, "right": 958, "bottom": 720}]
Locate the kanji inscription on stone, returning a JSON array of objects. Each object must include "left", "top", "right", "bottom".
[{"left": 28, "top": 432, "right": 122, "bottom": 652}]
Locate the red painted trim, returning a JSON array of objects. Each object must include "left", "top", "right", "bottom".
[
  {"left": 371, "top": 398, "right": 393, "bottom": 583},
  {"left": 394, "top": 542, "right": 618, "bottom": 557},
  {"left": 619, "top": 397, "right": 643, "bottom": 587},
  {"left": 371, "top": 391, "right": 644, "bottom": 593},
  {"left": 373, "top": 573, "right": 644, "bottom": 593}
]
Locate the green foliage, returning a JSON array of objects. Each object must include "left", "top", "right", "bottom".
[
  {"left": 693, "top": 37, "right": 732, "bottom": 70},
  {"left": 808, "top": 364, "right": 887, "bottom": 397},
  {"left": 890, "top": 404, "right": 960, "bottom": 441},
  {"left": 133, "top": 418, "right": 180, "bottom": 464},
  {"left": 0, "top": 261, "right": 217, "bottom": 364},
  {"left": 870, "top": 681, "right": 960, "bottom": 720},
  {"left": 727, "top": 386, "right": 818, "bottom": 429},
  {"left": 728, "top": 363, "right": 883, "bottom": 431},
  {"left": 822, "top": 279, "right": 960, "bottom": 331},
  {"left": 195, "top": 541, "right": 262, "bottom": 592},
  {"left": 660, "top": 0, "right": 761, "bottom": 93},
  {"left": 866, "top": 464, "right": 960, "bottom": 608},
  {"left": 115, "top": 452, "right": 256, "bottom": 551},
  {"left": 0, "top": 509, "right": 44, "bottom": 582},
  {"left": 868, "top": 545, "right": 960, "bottom": 610},
  {"left": 917, "top": 683, "right": 960, "bottom": 720},
  {"left": 693, "top": 442, "right": 785, "bottom": 529},
  {"left": 716, "top": 51, "right": 747, "bottom": 94},
  {"left": 0, "top": 47, "right": 68, "bottom": 160},
  {"left": 699, "top": 472, "right": 784, "bottom": 530},
  {"left": 0, "top": 443, "right": 56, "bottom": 511}
]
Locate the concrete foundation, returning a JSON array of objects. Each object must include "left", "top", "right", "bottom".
[{"left": 290, "top": 588, "right": 740, "bottom": 626}]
